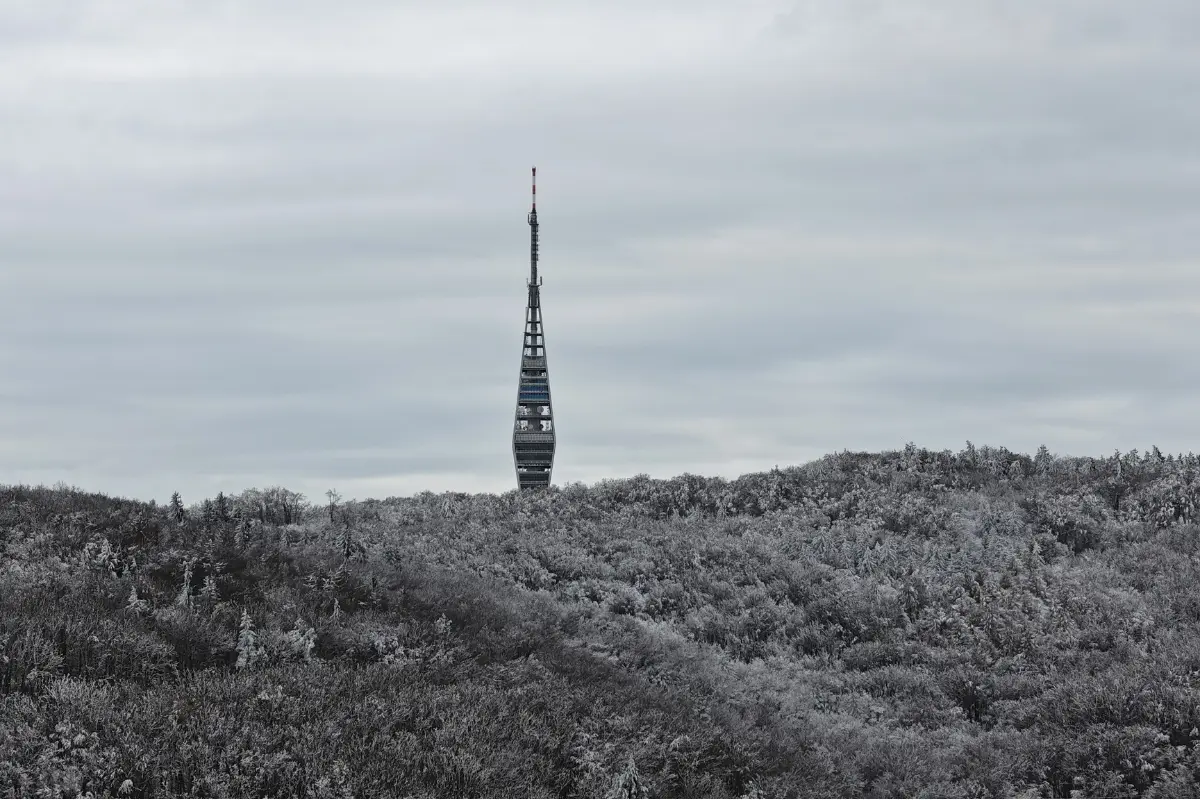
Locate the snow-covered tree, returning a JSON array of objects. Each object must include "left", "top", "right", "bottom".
[
  {"left": 1035, "top": 444, "right": 1054, "bottom": 474},
  {"left": 236, "top": 609, "right": 263, "bottom": 670},
  {"left": 608, "top": 755, "right": 647, "bottom": 799},
  {"left": 175, "top": 558, "right": 195, "bottom": 607},
  {"left": 214, "top": 491, "right": 230, "bottom": 523},
  {"left": 285, "top": 617, "right": 316, "bottom": 662},
  {"left": 200, "top": 498, "right": 216, "bottom": 529},
  {"left": 126, "top": 585, "right": 149, "bottom": 615},
  {"left": 326, "top": 489, "right": 342, "bottom": 523},
  {"left": 168, "top": 492, "right": 186, "bottom": 524}
]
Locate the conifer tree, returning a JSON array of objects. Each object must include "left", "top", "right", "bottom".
[
  {"left": 608, "top": 755, "right": 647, "bottom": 799},
  {"left": 326, "top": 489, "right": 341, "bottom": 524},
  {"left": 200, "top": 498, "right": 216, "bottom": 530},
  {"left": 367, "top": 575, "right": 382, "bottom": 610},
  {"left": 169, "top": 492, "right": 186, "bottom": 524},
  {"left": 286, "top": 617, "right": 316, "bottom": 662},
  {"left": 236, "top": 609, "right": 263, "bottom": 669},
  {"left": 1035, "top": 444, "right": 1053, "bottom": 474},
  {"left": 126, "top": 585, "right": 149, "bottom": 615},
  {"left": 175, "top": 558, "right": 194, "bottom": 607},
  {"left": 215, "top": 491, "right": 230, "bottom": 523}
]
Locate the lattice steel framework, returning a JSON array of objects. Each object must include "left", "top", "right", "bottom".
[{"left": 512, "top": 167, "right": 556, "bottom": 489}]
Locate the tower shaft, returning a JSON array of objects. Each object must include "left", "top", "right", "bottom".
[{"left": 512, "top": 167, "right": 556, "bottom": 489}]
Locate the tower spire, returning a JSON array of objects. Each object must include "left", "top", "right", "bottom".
[
  {"left": 528, "top": 166, "right": 539, "bottom": 287},
  {"left": 512, "top": 166, "right": 556, "bottom": 489}
]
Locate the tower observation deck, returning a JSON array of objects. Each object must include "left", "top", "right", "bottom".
[{"left": 512, "top": 167, "right": 556, "bottom": 489}]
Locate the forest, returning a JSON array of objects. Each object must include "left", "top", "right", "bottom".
[{"left": 2, "top": 442, "right": 1200, "bottom": 798}]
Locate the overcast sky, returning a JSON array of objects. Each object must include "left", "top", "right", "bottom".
[{"left": 1, "top": 1, "right": 1198, "bottom": 504}]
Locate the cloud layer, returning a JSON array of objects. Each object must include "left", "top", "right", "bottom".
[{"left": 1, "top": 0, "right": 1198, "bottom": 503}]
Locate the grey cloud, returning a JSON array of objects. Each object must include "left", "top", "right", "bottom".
[{"left": 0, "top": 0, "right": 1198, "bottom": 503}]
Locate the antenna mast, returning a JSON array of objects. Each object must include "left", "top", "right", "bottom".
[{"left": 528, "top": 166, "right": 540, "bottom": 288}]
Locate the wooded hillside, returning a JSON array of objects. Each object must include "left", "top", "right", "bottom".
[{"left": 3, "top": 443, "right": 1200, "bottom": 797}]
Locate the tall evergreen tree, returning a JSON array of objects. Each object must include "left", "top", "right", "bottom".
[
  {"left": 200, "top": 498, "right": 216, "bottom": 529},
  {"left": 175, "top": 558, "right": 194, "bottom": 607},
  {"left": 236, "top": 609, "right": 262, "bottom": 670},
  {"left": 326, "top": 489, "right": 342, "bottom": 524},
  {"left": 215, "top": 491, "right": 230, "bottom": 523},
  {"left": 168, "top": 492, "right": 186, "bottom": 524},
  {"left": 1035, "top": 444, "right": 1053, "bottom": 474}
]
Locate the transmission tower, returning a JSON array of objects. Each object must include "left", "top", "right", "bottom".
[{"left": 512, "top": 167, "right": 556, "bottom": 489}]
